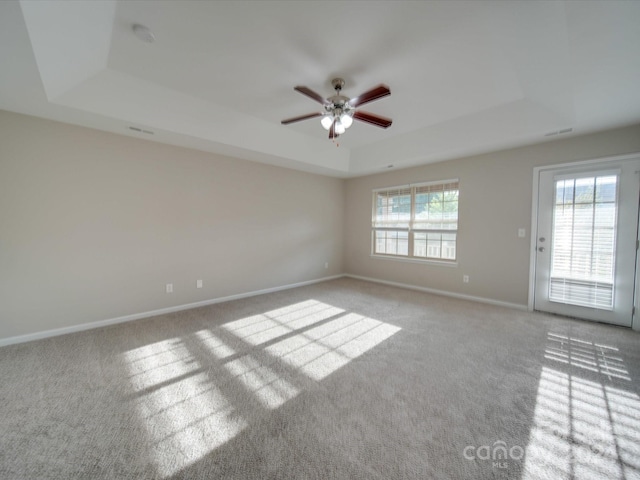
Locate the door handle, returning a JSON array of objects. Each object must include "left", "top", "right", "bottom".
[{"left": 538, "top": 246, "right": 545, "bottom": 252}]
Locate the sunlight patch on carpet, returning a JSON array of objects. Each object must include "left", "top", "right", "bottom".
[
  {"left": 124, "top": 338, "right": 200, "bottom": 390},
  {"left": 124, "top": 339, "right": 247, "bottom": 478},
  {"left": 194, "top": 329, "right": 237, "bottom": 359},
  {"left": 122, "top": 299, "right": 401, "bottom": 478},
  {"left": 266, "top": 311, "right": 401, "bottom": 381},
  {"left": 224, "top": 354, "right": 300, "bottom": 409},
  {"left": 221, "top": 299, "right": 345, "bottom": 346},
  {"left": 545, "top": 333, "right": 630, "bottom": 381},
  {"left": 522, "top": 333, "right": 640, "bottom": 479}
]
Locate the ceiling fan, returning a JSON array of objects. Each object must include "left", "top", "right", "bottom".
[{"left": 281, "top": 78, "right": 392, "bottom": 140}]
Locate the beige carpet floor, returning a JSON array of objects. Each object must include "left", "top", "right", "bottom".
[{"left": 1, "top": 277, "right": 640, "bottom": 479}]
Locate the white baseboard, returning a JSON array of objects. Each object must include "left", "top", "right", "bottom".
[
  {"left": 345, "top": 274, "right": 528, "bottom": 311},
  {"left": 0, "top": 274, "right": 345, "bottom": 347},
  {"left": 0, "top": 273, "right": 527, "bottom": 348}
]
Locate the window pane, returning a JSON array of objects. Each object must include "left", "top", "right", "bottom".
[
  {"left": 414, "top": 183, "right": 459, "bottom": 230},
  {"left": 375, "top": 230, "right": 387, "bottom": 254},
  {"left": 397, "top": 231, "right": 409, "bottom": 255},
  {"left": 426, "top": 233, "right": 441, "bottom": 259},
  {"left": 414, "top": 232, "right": 427, "bottom": 257},
  {"left": 374, "top": 230, "right": 408, "bottom": 257},
  {"left": 419, "top": 232, "right": 457, "bottom": 260},
  {"left": 574, "top": 177, "right": 595, "bottom": 204},
  {"left": 556, "top": 179, "right": 574, "bottom": 205},
  {"left": 442, "top": 233, "right": 457, "bottom": 260},
  {"left": 374, "top": 189, "right": 411, "bottom": 228},
  {"left": 595, "top": 176, "right": 617, "bottom": 202}
]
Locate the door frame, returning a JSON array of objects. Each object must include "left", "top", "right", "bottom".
[{"left": 527, "top": 152, "right": 640, "bottom": 331}]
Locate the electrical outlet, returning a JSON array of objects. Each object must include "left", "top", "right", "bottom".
[
  {"left": 324, "top": 262, "right": 329, "bottom": 269},
  {"left": 463, "top": 275, "right": 469, "bottom": 283},
  {"left": 166, "top": 283, "right": 173, "bottom": 293},
  {"left": 196, "top": 279, "right": 203, "bottom": 289},
  {"left": 518, "top": 228, "right": 526, "bottom": 238}
]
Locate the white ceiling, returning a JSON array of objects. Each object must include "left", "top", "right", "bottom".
[{"left": 1, "top": 1, "right": 639, "bottom": 178}]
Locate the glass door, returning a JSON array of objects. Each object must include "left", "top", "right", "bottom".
[{"left": 534, "top": 158, "right": 640, "bottom": 327}]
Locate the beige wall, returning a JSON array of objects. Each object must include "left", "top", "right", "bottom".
[
  {"left": 345, "top": 124, "right": 640, "bottom": 307},
  {"left": 3, "top": 108, "right": 640, "bottom": 342},
  {"left": 0, "top": 110, "right": 344, "bottom": 340}
]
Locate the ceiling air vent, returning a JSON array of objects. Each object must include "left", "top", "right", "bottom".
[
  {"left": 544, "top": 128, "right": 573, "bottom": 137},
  {"left": 128, "top": 126, "right": 154, "bottom": 135}
]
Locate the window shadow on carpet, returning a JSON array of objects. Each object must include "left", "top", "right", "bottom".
[
  {"left": 522, "top": 332, "right": 640, "bottom": 479},
  {"left": 121, "top": 298, "right": 401, "bottom": 478}
]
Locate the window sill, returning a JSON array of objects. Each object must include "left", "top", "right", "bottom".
[{"left": 370, "top": 254, "right": 458, "bottom": 268}]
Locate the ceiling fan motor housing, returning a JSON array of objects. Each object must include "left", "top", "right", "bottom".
[
  {"left": 327, "top": 95, "right": 351, "bottom": 113},
  {"left": 331, "top": 78, "right": 345, "bottom": 91},
  {"left": 328, "top": 79, "right": 350, "bottom": 113}
]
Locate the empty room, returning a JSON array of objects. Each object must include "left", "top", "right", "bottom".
[{"left": 2, "top": 1, "right": 640, "bottom": 479}]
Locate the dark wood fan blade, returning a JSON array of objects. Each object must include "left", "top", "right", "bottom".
[
  {"left": 353, "top": 110, "right": 393, "bottom": 128},
  {"left": 281, "top": 112, "right": 323, "bottom": 125},
  {"left": 349, "top": 84, "right": 390, "bottom": 108},
  {"left": 294, "top": 86, "right": 328, "bottom": 105}
]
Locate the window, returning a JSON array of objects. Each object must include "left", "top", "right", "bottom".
[{"left": 372, "top": 179, "right": 459, "bottom": 262}]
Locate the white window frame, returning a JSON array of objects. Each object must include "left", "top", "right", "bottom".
[{"left": 371, "top": 179, "right": 459, "bottom": 266}]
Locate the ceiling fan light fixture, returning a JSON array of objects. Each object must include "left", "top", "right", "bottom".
[
  {"left": 335, "top": 120, "right": 346, "bottom": 135},
  {"left": 320, "top": 116, "right": 333, "bottom": 130},
  {"left": 340, "top": 112, "right": 353, "bottom": 129}
]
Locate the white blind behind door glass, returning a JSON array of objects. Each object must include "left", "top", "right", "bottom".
[{"left": 550, "top": 174, "right": 618, "bottom": 310}]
